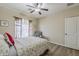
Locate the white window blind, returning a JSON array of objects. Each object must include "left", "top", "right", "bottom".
[{"left": 15, "top": 18, "right": 29, "bottom": 39}]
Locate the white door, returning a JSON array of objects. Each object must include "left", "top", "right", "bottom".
[{"left": 65, "top": 17, "right": 77, "bottom": 49}]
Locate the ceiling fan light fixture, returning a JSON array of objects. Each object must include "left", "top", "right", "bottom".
[{"left": 35, "top": 9, "right": 40, "bottom": 11}]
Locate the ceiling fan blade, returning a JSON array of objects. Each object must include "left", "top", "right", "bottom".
[
  {"left": 26, "top": 5, "right": 35, "bottom": 8},
  {"left": 40, "top": 8, "right": 48, "bottom": 11},
  {"left": 30, "top": 10, "right": 35, "bottom": 13},
  {"left": 28, "top": 8, "right": 32, "bottom": 10},
  {"left": 39, "top": 11, "right": 42, "bottom": 15}
]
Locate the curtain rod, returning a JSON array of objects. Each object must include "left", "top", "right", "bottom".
[{"left": 13, "top": 16, "right": 22, "bottom": 19}]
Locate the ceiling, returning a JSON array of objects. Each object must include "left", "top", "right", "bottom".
[{"left": 0, "top": 3, "right": 79, "bottom": 19}]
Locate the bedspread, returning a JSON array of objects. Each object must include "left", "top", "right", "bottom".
[
  {"left": 0, "top": 34, "right": 9, "bottom": 56},
  {"left": 15, "top": 37, "right": 49, "bottom": 56}
]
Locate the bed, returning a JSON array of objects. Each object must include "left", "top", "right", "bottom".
[
  {"left": 15, "top": 37, "right": 49, "bottom": 56},
  {"left": 0, "top": 34, "right": 49, "bottom": 56}
]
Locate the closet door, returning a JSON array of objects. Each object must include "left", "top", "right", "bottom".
[{"left": 65, "top": 17, "right": 77, "bottom": 49}]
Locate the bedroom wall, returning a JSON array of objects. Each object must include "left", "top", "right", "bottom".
[
  {"left": 39, "top": 6, "right": 79, "bottom": 45},
  {"left": 0, "top": 7, "right": 38, "bottom": 38},
  {"left": 29, "top": 19, "right": 39, "bottom": 36}
]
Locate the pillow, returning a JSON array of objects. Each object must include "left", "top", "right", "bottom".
[
  {"left": 0, "top": 34, "right": 9, "bottom": 56},
  {"left": 4, "top": 32, "right": 15, "bottom": 46}
]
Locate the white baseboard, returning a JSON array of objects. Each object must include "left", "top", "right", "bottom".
[
  {"left": 47, "top": 41, "right": 65, "bottom": 47},
  {"left": 48, "top": 41, "right": 79, "bottom": 50}
]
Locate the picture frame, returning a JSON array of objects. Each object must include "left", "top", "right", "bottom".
[{"left": 0, "top": 20, "right": 9, "bottom": 27}]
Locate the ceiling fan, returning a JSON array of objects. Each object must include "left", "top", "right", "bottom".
[{"left": 26, "top": 3, "right": 48, "bottom": 15}]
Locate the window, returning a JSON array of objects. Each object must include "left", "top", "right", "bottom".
[
  {"left": 15, "top": 18, "right": 29, "bottom": 39},
  {"left": 22, "top": 19, "right": 29, "bottom": 38}
]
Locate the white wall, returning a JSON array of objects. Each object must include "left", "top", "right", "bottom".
[
  {"left": 29, "top": 19, "right": 39, "bottom": 36},
  {"left": 39, "top": 6, "right": 79, "bottom": 45}
]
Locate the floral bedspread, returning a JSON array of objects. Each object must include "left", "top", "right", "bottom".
[
  {"left": 0, "top": 35, "right": 49, "bottom": 56},
  {"left": 0, "top": 34, "right": 9, "bottom": 56},
  {"left": 15, "top": 37, "right": 49, "bottom": 56}
]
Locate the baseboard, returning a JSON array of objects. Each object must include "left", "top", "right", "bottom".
[
  {"left": 48, "top": 41, "right": 79, "bottom": 50},
  {"left": 47, "top": 41, "right": 65, "bottom": 46}
]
